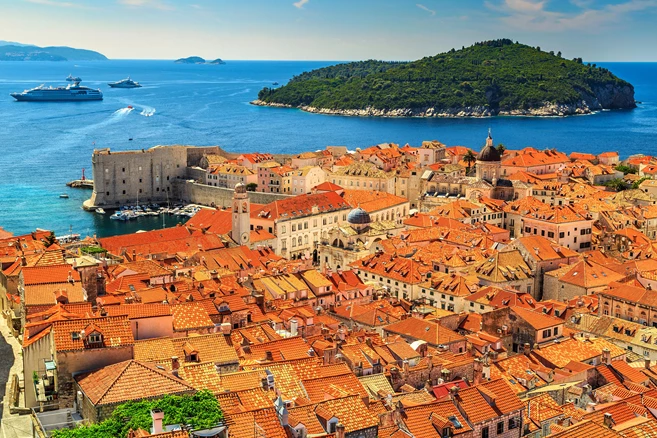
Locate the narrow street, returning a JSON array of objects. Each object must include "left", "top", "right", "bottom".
[{"left": 0, "top": 316, "right": 29, "bottom": 438}]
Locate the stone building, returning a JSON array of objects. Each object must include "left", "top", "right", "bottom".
[{"left": 87, "top": 145, "right": 219, "bottom": 208}]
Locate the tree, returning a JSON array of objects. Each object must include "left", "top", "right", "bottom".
[
  {"left": 246, "top": 183, "right": 258, "bottom": 192},
  {"left": 463, "top": 150, "right": 477, "bottom": 175},
  {"left": 603, "top": 178, "right": 629, "bottom": 192},
  {"left": 557, "top": 51, "right": 562, "bottom": 58},
  {"left": 615, "top": 164, "right": 637, "bottom": 175},
  {"left": 496, "top": 144, "right": 506, "bottom": 155},
  {"left": 44, "top": 232, "right": 57, "bottom": 248}
]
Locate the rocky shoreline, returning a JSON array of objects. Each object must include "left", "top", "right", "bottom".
[{"left": 250, "top": 98, "right": 632, "bottom": 118}]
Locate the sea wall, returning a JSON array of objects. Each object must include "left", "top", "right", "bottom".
[{"left": 172, "top": 180, "right": 291, "bottom": 208}]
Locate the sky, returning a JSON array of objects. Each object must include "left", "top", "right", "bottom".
[{"left": 1, "top": 0, "right": 657, "bottom": 61}]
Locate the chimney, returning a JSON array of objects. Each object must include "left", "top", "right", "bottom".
[
  {"left": 335, "top": 423, "right": 345, "bottom": 438},
  {"left": 402, "top": 360, "right": 410, "bottom": 375},
  {"left": 132, "top": 249, "right": 136, "bottom": 261},
  {"left": 290, "top": 319, "right": 298, "bottom": 336},
  {"left": 151, "top": 409, "right": 164, "bottom": 434},
  {"left": 171, "top": 356, "right": 180, "bottom": 374},
  {"left": 602, "top": 348, "right": 611, "bottom": 365},
  {"left": 646, "top": 358, "right": 651, "bottom": 370},
  {"left": 473, "top": 358, "right": 482, "bottom": 385},
  {"left": 523, "top": 342, "right": 531, "bottom": 357},
  {"left": 603, "top": 412, "right": 614, "bottom": 428}
]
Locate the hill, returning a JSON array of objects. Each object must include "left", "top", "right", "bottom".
[
  {"left": 253, "top": 39, "right": 635, "bottom": 117},
  {"left": 0, "top": 43, "right": 107, "bottom": 61}
]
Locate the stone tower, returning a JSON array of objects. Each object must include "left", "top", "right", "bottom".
[{"left": 232, "top": 183, "right": 250, "bottom": 246}]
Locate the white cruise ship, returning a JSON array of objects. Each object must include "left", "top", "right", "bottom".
[{"left": 10, "top": 82, "right": 103, "bottom": 101}]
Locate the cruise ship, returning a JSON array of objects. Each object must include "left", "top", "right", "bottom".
[
  {"left": 108, "top": 77, "right": 142, "bottom": 88},
  {"left": 10, "top": 82, "right": 103, "bottom": 101},
  {"left": 66, "top": 74, "right": 82, "bottom": 82}
]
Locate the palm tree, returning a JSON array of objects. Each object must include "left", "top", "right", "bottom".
[{"left": 463, "top": 150, "right": 477, "bottom": 175}]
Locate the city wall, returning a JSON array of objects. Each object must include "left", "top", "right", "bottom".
[{"left": 172, "top": 180, "right": 290, "bottom": 208}]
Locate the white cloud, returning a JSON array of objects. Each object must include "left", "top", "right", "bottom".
[
  {"left": 23, "top": 0, "right": 75, "bottom": 7},
  {"left": 488, "top": 0, "right": 657, "bottom": 32},
  {"left": 118, "top": 0, "right": 174, "bottom": 11},
  {"left": 293, "top": 0, "right": 309, "bottom": 9},
  {"left": 416, "top": 3, "right": 436, "bottom": 15}
]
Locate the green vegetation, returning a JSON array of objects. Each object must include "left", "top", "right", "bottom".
[
  {"left": 52, "top": 391, "right": 221, "bottom": 438},
  {"left": 81, "top": 246, "right": 107, "bottom": 255},
  {"left": 603, "top": 178, "right": 629, "bottom": 191},
  {"left": 633, "top": 177, "right": 650, "bottom": 189},
  {"left": 0, "top": 44, "right": 107, "bottom": 61},
  {"left": 44, "top": 232, "right": 57, "bottom": 248},
  {"left": 615, "top": 164, "right": 637, "bottom": 175},
  {"left": 246, "top": 183, "right": 258, "bottom": 192},
  {"left": 257, "top": 39, "right": 634, "bottom": 114}
]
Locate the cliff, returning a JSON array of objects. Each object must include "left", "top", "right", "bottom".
[{"left": 254, "top": 39, "right": 636, "bottom": 118}]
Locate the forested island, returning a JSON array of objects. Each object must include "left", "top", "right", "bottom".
[
  {"left": 253, "top": 39, "right": 636, "bottom": 117},
  {"left": 175, "top": 56, "right": 225, "bottom": 64},
  {"left": 0, "top": 42, "right": 107, "bottom": 61}
]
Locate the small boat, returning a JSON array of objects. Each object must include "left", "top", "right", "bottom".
[
  {"left": 272, "top": 82, "right": 279, "bottom": 85},
  {"left": 127, "top": 105, "right": 133, "bottom": 109},
  {"left": 110, "top": 212, "right": 125, "bottom": 220},
  {"left": 128, "top": 138, "right": 133, "bottom": 141},
  {"left": 95, "top": 208, "right": 106, "bottom": 214},
  {"left": 66, "top": 74, "right": 82, "bottom": 82},
  {"left": 59, "top": 194, "right": 69, "bottom": 199}
]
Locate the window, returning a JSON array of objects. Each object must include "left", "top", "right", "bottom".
[
  {"left": 497, "top": 421, "right": 504, "bottom": 434},
  {"left": 481, "top": 426, "right": 489, "bottom": 438},
  {"left": 88, "top": 333, "right": 102, "bottom": 344},
  {"left": 554, "top": 326, "right": 559, "bottom": 335},
  {"left": 543, "top": 329, "right": 552, "bottom": 338},
  {"left": 548, "top": 231, "right": 554, "bottom": 238},
  {"left": 559, "top": 232, "right": 565, "bottom": 238},
  {"left": 509, "top": 417, "right": 519, "bottom": 429},
  {"left": 292, "top": 224, "right": 296, "bottom": 232}
]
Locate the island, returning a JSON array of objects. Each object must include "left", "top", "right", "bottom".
[
  {"left": 174, "top": 56, "right": 226, "bottom": 65},
  {"left": 0, "top": 42, "right": 107, "bottom": 61},
  {"left": 252, "top": 39, "right": 636, "bottom": 117}
]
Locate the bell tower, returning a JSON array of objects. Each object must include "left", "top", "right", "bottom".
[{"left": 232, "top": 183, "right": 250, "bottom": 246}]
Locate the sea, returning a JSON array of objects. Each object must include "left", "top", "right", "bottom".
[{"left": 0, "top": 60, "right": 655, "bottom": 238}]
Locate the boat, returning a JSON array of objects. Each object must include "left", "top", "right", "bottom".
[
  {"left": 272, "top": 82, "right": 279, "bottom": 86},
  {"left": 108, "top": 77, "right": 142, "bottom": 88},
  {"left": 11, "top": 82, "right": 103, "bottom": 102},
  {"left": 110, "top": 212, "right": 125, "bottom": 221},
  {"left": 127, "top": 105, "right": 133, "bottom": 109},
  {"left": 95, "top": 208, "right": 106, "bottom": 214},
  {"left": 66, "top": 74, "right": 82, "bottom": 82},
  {"left": 59, "top": 194, "right": 69, "bottom": 199}
]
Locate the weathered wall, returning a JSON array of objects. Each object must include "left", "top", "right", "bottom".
[{"left": 172, "top": 180, "right": 291, "bottom": 208}]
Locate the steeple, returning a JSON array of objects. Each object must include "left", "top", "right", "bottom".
[
  {"left": 231, "top": 183, "right": 250, "bottom": 246},
  {"left": 486, "top": 128, "right": 493, "bottom": 147}
]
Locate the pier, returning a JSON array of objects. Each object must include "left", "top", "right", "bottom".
[{"left": 66, "top": 179, "right": 94, "bottom": 189}]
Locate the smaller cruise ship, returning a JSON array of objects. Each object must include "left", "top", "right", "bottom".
[
  {"left": 66, "top": 74, "right": 82, "bottom": 82},
  {"left": 108, "top": 77, "right": 142, "bottom": 88},
  {"left": 10, "top": 82, "right": 103, "bottom": 102}
]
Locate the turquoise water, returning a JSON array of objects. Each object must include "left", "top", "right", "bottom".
[{"left": 0, "top": 60, "right": 655, "bottom": 237}]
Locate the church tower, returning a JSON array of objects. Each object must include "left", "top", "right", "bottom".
[
  {"left": 232, "top": 183, "right": 250, "bottom": 246},
  {"left": 476, "top": 129, "right": 502, "bottom": 184}
]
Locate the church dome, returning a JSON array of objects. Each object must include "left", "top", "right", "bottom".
[
  {"left": 234, "top": 182, "right": 246, "bottom": 193},
  {"left": 477, "top": 131, "right": 501, "bottom": 162},
  {"left": 347, "top": 207, "right": 371, "bottom": 225}
]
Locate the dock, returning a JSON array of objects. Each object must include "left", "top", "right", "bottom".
[{"left": 66, "top": 179, "right": 94, "bottom": 189}]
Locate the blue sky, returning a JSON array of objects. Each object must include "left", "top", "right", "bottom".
[{"left": 1, "top": 0, "right": 656, "bottom": 61}]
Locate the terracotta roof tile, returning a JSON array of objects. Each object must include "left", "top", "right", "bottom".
[{"left": 75, "top": 359, "right": 194, "bottom": 405}]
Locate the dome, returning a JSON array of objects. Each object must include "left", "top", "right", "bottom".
[
  {"left": 347, "top": 207, "right": 371, "bottom": 225},
  {"left": 477, "top": 144, "right": 501, "bottom": 162},
  {"left": 234, "top": 182, "right": 246, "bottom": 193}
]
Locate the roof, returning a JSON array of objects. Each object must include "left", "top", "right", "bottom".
[
  {"left": 511, "top": 307, "right": 564, "bottom": 330},
  {"left": 383, "top": 318, "right": 465, "bottom": 346},
  {"left": 75, "top": 360, "right": 195, "bottom": 406},
  {"left": 171, "top": 303, "right": 215, "bottom": 331},
  {"left": 22, "top": 264, "right": 80, "bottom": 285},
  {"left": 341, "top": 190, "right": 408, "bottom": 214},
  {"left": 52, "top": 316, "right": 134, "bottom": 352},
  {"left": 251, "top": 191, "right": 350, "bottom": 221}
]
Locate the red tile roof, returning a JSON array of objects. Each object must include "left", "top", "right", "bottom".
[
  {"left": 52, "top": 316, "right": 134, "bottom": 352},
  {"left": 251, "top": 191, "right": 350, "bottom": 221},
  {"left": 75, "top": 360, "right": 195, "bottom": 405}
]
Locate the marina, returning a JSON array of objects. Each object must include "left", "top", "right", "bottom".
[{"left": 108, "top": 204, "right": 202, "bottom": 221}]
